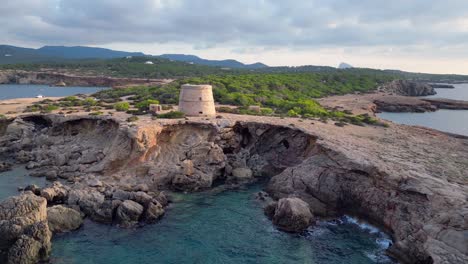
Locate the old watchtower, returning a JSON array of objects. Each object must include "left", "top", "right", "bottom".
[{"left": 178, "top": 84, "right": 216, "bottom": 116}]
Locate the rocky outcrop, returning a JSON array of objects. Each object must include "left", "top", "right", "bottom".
[
  {"left": 47, "top": 205, "right": 83, "bottom": 233},
  {"left": 380, "top": 80, "right": 436, "bottom": 96},
  {"left": 373, "top": 96, "right": 468, "bottom": 113},
  {"left": 428, "top": 83, "right": 455, "bottom": 89},
  {"left": 0, "top": 161, "right": 12, "bottom": 172},
  {"left": 422, "top": 98, "right": 468, "bottom": 110},
  {"left": 0, "top": 70, "right": 170, "bottom": 87},
  {"left": 115, "top": 200, "right": 143, "bottom": 227},
  {"left": 374, "top": 96, "right": 437, "bottom": 112},
  {"left": 0, "top": 193, "right": 51, "bottom": 264},
  {"left": 0, "top": 113, "right": 467, "bottom": 263},
  {"left": 265, "top": 198, "right": 313, "bottom": 232}
]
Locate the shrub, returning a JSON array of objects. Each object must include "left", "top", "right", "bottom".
[
  {"left": 135, "top": 99, "right": 160, "bottom": 111},
  {"left": 114, "top": 102, "right": 130, "bottom": 111},
  {"left": 0, "top": 114, "right": 6, "bottom": 120},
  {"left": 260, "top": 107, "right": 274, "bottom": 115},
  {"left": 41, "top": 104, "right": 59, "bottom": 113},
  {"left": 157, "top": 111, "right": 185, "bottom": 119},
  {"left": 83, "top": 97, "right": 98, "bottom": 106}
]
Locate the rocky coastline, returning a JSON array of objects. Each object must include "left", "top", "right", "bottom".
[
  {"left": 0, "top": 112, "right": 466, "bottom": 264},
  {"left": 0, "top": 70, "right": 172, "bottom": 88}
]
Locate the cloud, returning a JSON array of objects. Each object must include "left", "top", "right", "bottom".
[{"left": 1, "top": 0, "right": 468, "bottom": 73}]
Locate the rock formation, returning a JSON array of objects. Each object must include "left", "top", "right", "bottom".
[
  {"left": 380, "top": 80, "right": 436, "bottom": 96},
  {"left": 47, "top": 205, "right": 83, "bottom": 233},
  {"left": 0, "top": 113, "right": 466, "bottom": 264},
  {"left": 0, "top": 193, "right": 51, "bottom": 264},
  {"left": 265, "top": 198, "right": 314, "bottom": 232}
]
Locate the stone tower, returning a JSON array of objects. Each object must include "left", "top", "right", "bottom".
[{"left": 178, "top": 84, "right": 216, "bottom": 116}]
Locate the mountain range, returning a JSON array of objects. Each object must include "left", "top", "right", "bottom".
[{"left": 0, "top": 45, "right": 268, "bottom": 69}]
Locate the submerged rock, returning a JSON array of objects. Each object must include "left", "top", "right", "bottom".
[{"left": 47, "top": 205, "right": 83, "bottom": 233}]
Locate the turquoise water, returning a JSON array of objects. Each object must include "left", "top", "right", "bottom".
[
  {"left": 50, "top": 184, "right": 394, "bottom": 264},
  {"left": 0, "top": 84, "right": 108, "bottom": 100},
  {"left": 0, "top": 166, "right": 46, "bottom": 201},
  {"left": 379, "top": 84, "right": 468, "bottom": 136}
]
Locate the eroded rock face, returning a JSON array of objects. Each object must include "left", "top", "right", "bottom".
[
  {"left": 0, "top": 193, "right": 51, "bottom": 264},
  {"left": 380, "top": 80, "right": 436, "bottom": 96},
  {"left": 266, "top": 146, "right": 468, "bottom": 264},
  {"left": 47, "top": 205, "right": 83, "bottom": 233}
]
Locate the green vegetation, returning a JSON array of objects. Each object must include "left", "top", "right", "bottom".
[
  {"left": 0, "top": 114, "right": 6, "bottom": 120},
  {"left": 114, "top": 102, "right": 130, "bottom": 111},
  {"left": 0, "top": 57, "right": 242, "bottom": 78},
  {"left": 95, "top": 72, "right": 393, "bottom": 121},
  {"left": 156, "top": 111, "right": 185, "bottom": 119},
  {"left": 135, "top": 99, "right": 160, "bottom": 111}
]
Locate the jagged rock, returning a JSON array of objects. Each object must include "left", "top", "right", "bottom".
[
  {"left": 87, "top": 178, "right": 103, "bottom": 188},
  {"left": 47, "top": 205, "right": 83, "bottom": 233},
  {"left": 269, "top": 198, "right": 313, "bottom": 232},
  {"left": 115, "top": 200, "right": 143, "bottom": 227},
  {"left": 144, "top": 201, "right": 165, "bottom": 222},
  {"left": 0, "top": 193, "right": 51, "bottom": 264},
  {"left": 67, "top": 188, "right": 104, "bottom": 217},
  {"left": 40, "top": 182, "right": 69, "bottom": 203}
]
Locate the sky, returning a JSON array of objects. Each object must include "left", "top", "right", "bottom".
[{"left": 2, "top": 0, "right": 468, "bottom": 74}]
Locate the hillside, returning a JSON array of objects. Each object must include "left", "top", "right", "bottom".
[{"left": 160, "top": 54, "right": 268, "bottom": 69}]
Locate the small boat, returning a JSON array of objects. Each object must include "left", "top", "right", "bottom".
[{"left": 36, "top": 94, "right": 44, "bottom": 98}]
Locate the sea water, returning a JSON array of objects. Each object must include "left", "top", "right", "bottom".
[
  {"left": 0, "top": 84, "right": 108, "bottom": 100},
  {"left": 378, "top": 83, "right": 468, "bottom": 136},
  {"left": 49, "top": 184, "right": 395, "bottom": 264}
]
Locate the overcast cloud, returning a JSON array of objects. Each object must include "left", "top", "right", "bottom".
[{"left": 2, "top": 0, "right": 468, "bottom": 73}]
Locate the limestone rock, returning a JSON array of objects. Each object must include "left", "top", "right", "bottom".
[
  {"left": 0, "top": 162, "right": 12, "bottom": 172},
  {"left": 67, "top": 188, "right": 105, "bottom": 217},
  {"left": 115, "top": 200, "right": 143, "bottom": 227},
  {"left": 271, "top": 198, "right": 313, "bottom": 232},
  {"left": 144, "top": 201, "right": 165, "bottom": 223},
  {"left": 47, "top": 205, "right": 83, "bottom": 233},
  {"left": 40, "top": 181, "right": 69, "bottom": 203},
  {"left": 0, "top": 193, "right": 51, "bottom": 264},
  {"left": 380, "top": 80, "right": 436, "bottom": 96}
]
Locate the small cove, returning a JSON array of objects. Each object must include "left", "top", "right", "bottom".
[{"left": 49, "top": 184, "right": 394, "bottom": 264}]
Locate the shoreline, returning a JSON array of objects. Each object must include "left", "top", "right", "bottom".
[{"left": 0, "top": 111, "right": 466, "bottom": 263}]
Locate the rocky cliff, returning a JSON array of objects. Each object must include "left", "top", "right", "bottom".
[
  {"left": 0, "top": 113, "right": 466, "bottom": 264},
  {"left": 380, "top": 80, "right": 436, "bottom": 96}
]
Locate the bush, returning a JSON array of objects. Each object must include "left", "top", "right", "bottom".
[
  {"left": 135, "top": 99, "right": 160, "bottom": 111},
  {"left": 83, "top": 97, "right": 98, "bottom": 106},
  {"left": 41, "top": 104, "right": 59, "bottom": 113},
  {"left": 156, "top": 111, "right": 185, "bottom": 119},
  {"left": 0, "top": 114, "right": 6, "bottom": 120},
  {"left": 114, "top": 102, "right": 130, "bottom": 111}
]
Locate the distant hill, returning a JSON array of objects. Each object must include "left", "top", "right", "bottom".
[
  {"left": 36, "top": 46, "right": 145, "bottom": 59},
  {"left": 0, "top": 45, "right": 145, "bottom": 64},
  {"left": 338, "top": 62, "right": 353, "bottom": 69},
  {"left": 159, "top": 54, "right": 268, "bottom": 69}
]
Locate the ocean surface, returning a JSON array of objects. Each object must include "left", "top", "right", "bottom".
[
  {"left": 0, "top": 84, "right": 108, "bottom": 100},
  {"left": 378, "top": 83, "right": 468, "bottom": 136},
  {"left": 0, "top": 166, "right": 46, "bottom": 201},
  {"left": 49, "top": 184, "right": 394, "bottom": 264}
]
